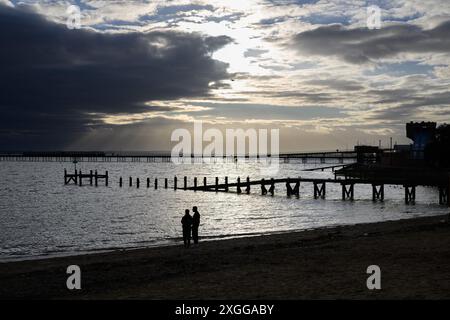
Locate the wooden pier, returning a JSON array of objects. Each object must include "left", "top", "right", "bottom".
[
  {"left": 181, "top": 176, "right": 450, "bottom": 205},
  {"left": 64, "top": 169, "right": 108, "bottom": 186},
  {"left": 107, "top": 174, "right": 450, "bottom": 206}
]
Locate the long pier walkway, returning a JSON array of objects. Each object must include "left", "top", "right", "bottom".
[{"left": 100, "top": 174, "right": 449, "bottom": 206}]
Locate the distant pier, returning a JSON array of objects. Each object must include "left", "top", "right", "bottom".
[{"left": 0, "top": 151, "right": 359, "bottom": 163}]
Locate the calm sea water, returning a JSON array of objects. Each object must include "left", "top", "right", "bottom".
[{"left": 0, "top": 159, "right": 447, "bottom": 262}]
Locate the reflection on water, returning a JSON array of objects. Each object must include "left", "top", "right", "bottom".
[{"left": 0, "top": 160, "right": 447, "bottom": 261}]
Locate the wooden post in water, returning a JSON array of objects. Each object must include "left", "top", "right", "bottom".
[
  {"left": 129, "top": 177, "right": 132, "bottom": 187},
  {"left": 184, "top": 176, "right": 187, "bottom": 190},
  {"left": 105, "top": 171, "right": 108, "bottom": 186},
  {"left": 286, "top": 178, "right": 291, "bottom": 197},
  {"left": 64, "top": 169, "right": 67, "bottom": 185},
  {"left": 74, "top": 169, "right": 78, "bottom": 184},
  {"left": 293, "top": 180, "right": 300, "bottom": 197},
  {"left": 439, "top": 185, "right": 449, "bottom": 206},
  {"left": 261, "top": 178, "right": 267, "bottom": 195},
  {"left": 372, "top": 184, "right": 384, "bottom": 201},
  {"left": 314, "top": 182, "right": 325, "bottom": 199},
  {"left": 136, "top": 178, "right": 140, "bottom": 188},
  {"left": 155, "top": 178, "right": 158, "bottom": 189},
  {"left": 215, "top": 177, "right": 219, "bottom": 192},
  {"left": 174, "top": 176, "right": 177, "bottom": 190},
  {"left": 95, "top": 170, "right": 98, "bottom": 187},
  {"left": 225, "top": 176, "right": 229, "bottom": 192},
  {"left": 237, "top": 177, "right": 242, "bottom": 194},
  {"left": 269, "top": 178, "right": 275, "bottom": 196},
  {"left": 119, "top": 177, "right": 123, "bottom": 187},
  {"left": 194, "top": 177, "right": 198, "bottom": 191},
  {"left": 342, "top": 183, "right": 354, "bottom": 201},
  {"left": 165, "top": 178, "right": 168, "bottom": 189},
  {"left": 147, "top": 177, "right": 150, "bottom": 188},
  {"left": 79, "top": 170, "right": 82, "bottom": 186},
  {"left": 203, "top": 177, "right": 207, "bottom": 188},
  {"left": 245, "top": 176, "right": 250, "bottom": 194},
  {"left": 404, "top": 185, "right": 416, "bottom": 204},
  {"left": 90, "top": 170, "right": 93, "bottom": 185}
]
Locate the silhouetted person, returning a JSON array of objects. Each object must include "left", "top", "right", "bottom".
[
  {"left": 192, "top": 206, "right": 200, "bottom": 244},
  {"left": 181, "top": 209, "right": 193, "bottom": 248}
]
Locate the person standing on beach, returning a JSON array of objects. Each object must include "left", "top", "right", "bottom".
[
  {"left": 192, "top": 206, "right": 200, "bottom": 244},
  {"left": 181, "top": 209, "right": 193, "bottom": 248}
]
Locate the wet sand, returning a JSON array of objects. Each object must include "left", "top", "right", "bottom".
[{"left": 1, "top": 214, "right": 450, "bottom": 299}]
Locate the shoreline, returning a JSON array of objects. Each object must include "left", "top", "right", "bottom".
[
  {"left": 0, "top": 216, "right": 439, "bottom": 264},
  {"left": 1, "top": 214, "right": 450, "bottom": 299}
]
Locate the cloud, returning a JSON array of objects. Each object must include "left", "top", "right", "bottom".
[
  {"left": 369, "top": 91, "right": 450, "bottom": 120},
  {"left": 0, "top": 4, "right": 232, "bottom": 149},
  {"left": 291, "top": 20, "right": 450, "bottom": 64}
]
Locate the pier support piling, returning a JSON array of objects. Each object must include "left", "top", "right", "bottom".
[
  {"left": 341, "top": 183, "right": 354, "bottom": 201},
  {"left": 286, "top": 178, "right": 292, "bottom": 197},
  {"left": 314, "top": 182, "right": 326, "bottom": 199},
  {"left": 261, "top": 179, "right": 267, "bottom": 195},
  {"left": 439, "top": 185, "right": 449, "bottom": 206},
  {"left": 237, "top": 177, "right": 242, "bottom": 194},
  {"left": 404, "top": 185, "right": 416, "bottom": 204},
  {"left": 269, "top": 178, "right": 275, "bottom": 196},
  {"left": 372, "top": 184, "right": 384, "bottom": 201}
]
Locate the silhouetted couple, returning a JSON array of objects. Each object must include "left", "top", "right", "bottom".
[{"left": 181, "top": 206, "right": 200, "bottom": 248}]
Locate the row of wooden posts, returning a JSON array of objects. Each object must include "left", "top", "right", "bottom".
[{"left": 119, "top": 176, "right": 366, "bottom": 200}]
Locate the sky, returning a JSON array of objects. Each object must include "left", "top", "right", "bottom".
[{"left": 0, "top": 0, "right": 449, "bottom": 152}]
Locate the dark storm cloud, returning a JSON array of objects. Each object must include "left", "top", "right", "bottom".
[
  {"left": 292, "top": 21, "right": 450, "bottom": 63},
  {"left": 0, "top": 4, "right": 232, "bottom": 149}
]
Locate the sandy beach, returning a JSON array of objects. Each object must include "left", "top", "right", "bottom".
[{"left": 1, "top": 214, "right": 450, "bottom": 299}]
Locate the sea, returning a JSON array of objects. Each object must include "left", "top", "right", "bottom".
[{"left": 0, "top": 158, "right": 447, "bottom": 262}]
